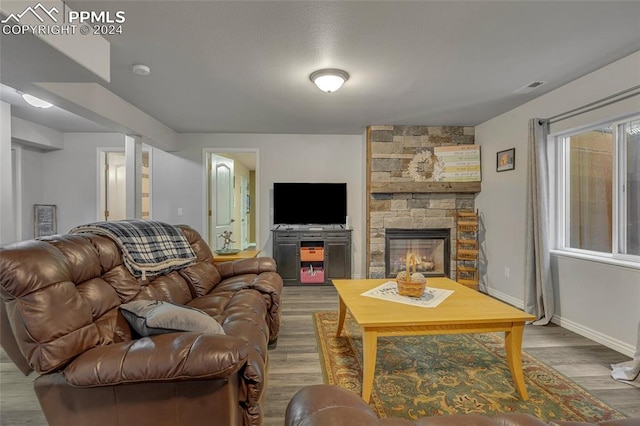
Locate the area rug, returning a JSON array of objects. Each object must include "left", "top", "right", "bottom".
[{"left": 314, "top": 311, "right": 627, "bottom": 422}]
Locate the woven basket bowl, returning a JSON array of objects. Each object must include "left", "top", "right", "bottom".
[{"left": 396, "top": 280, "right": 425, "bottom": 297}]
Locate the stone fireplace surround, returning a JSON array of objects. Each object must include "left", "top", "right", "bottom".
[{"left": 366, "top": 125, "right": 477, "bottom": 280}]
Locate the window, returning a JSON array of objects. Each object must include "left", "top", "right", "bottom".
[
  {"left": 618, "top": 119, "right": 640, "bottom": 257},
  {"left": 557, "top": 115, "right": 640, "bottom": 262}
]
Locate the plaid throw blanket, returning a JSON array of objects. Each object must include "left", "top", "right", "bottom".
[{"left": 70, "top": 220, "right": 196, "bottom": 280}]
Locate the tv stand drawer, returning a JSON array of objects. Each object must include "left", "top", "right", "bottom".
[
  {"left": 326, "top": 232, "right": 349, "bottom": 239},
  {"left": 274, "top": 231, "right": 299, "bottom": 240},
  {"left": 300, "top": 232, "right": 323, "bottom": 238}
]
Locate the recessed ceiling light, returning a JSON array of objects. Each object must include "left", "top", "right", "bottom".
[
  {"left": 132, "top": 64, "right": 151, "bottom": 76},
  {"left": 310, "top": 68, "right": 349, "bottom": 93},
  {"left": 20, "top": 93, "right": 53, "bottom": 108}
]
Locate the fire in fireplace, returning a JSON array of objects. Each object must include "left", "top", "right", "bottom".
[{"left": 385, "top": 229, "right": 450, "bottom": 278}]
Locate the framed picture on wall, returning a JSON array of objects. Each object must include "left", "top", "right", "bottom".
[
  {"left": 34, "top": 204, "right": 57, "bottom": 238},
  {"left": 496, "top": 148, "right": 515, "bottom": 172}
]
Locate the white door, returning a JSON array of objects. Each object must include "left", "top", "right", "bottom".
[
  {"left": 208, "top": 154, "right": 235, "bottom": 250},
  {"left": 240, "top": 175, "right": 249, "bottom": 249},
  {"left": 103, "top": 152, "right": 126, "bottom": 221}
]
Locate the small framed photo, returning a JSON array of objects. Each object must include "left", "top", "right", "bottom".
[
  {"left": 34, "top": 204, "right": 57, "bottom": 238},
  {"left": 496, "top": 148, "right": 515, "bottom": 172}
]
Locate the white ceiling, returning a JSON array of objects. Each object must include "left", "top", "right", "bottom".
[{"left": 2, "top": 1, "right": 640, "bottom": 136}]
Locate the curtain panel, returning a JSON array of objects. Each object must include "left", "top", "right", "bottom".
[{"left": 524, "top": 118, "right": 554, "bottom": 325}]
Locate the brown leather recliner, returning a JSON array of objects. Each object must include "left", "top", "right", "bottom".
[
  {"left": 285, "top": 385, "right": 640, "bottom": 426},
  {"left": 0, "top": 225, "right": 283, "bottom": 426}
]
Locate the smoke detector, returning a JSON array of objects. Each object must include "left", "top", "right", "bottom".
[
  {"left": 132, "top": 64, "right": 151, "bottom": 76},
  {"left": 513, "top": 81, "right": 545, "bottom": 94}
]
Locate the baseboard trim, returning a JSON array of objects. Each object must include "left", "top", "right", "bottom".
[
  {"left": 485, "top": 287, "right": 524, "bottom": 309},
  {"left": 485, "top": 287, "right": 635, "bottom": 358},
  {"left": 550, "top": 316, "right": 635, "bottom": 358}
]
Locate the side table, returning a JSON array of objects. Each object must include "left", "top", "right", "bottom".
[{"left": 213, "top": 248, "right": 260, "bottom": 264}]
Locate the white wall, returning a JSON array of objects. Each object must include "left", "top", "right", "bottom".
[
  {"left": 14, "top": 132, "right": 366, "bottom": 279},
  {"left": 9, "top": 117, "right": 65, "bottom": 240},
  {"left": 172, "top": 134, "right": 366, "bottom": 278},
  {"left": 39, "top": 133, "right": 125, "bottom": 233},
  {"left": 28, "top": 132, "right": 363, "bottom": 276},
  {"left": 148, "top": 147, "right": 202, "bottom": 228},
  {"left": 0, "top": 101, "right": 14, "bottom": 244},
  {"left": 19, "top": 146, "right": 44, "bottom": 239},
  {"left": 476, "top": 51, "right": 640, "bottom": 354}
]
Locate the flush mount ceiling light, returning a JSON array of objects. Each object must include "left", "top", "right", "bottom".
[
  {"left": 20, "top": 93, "right": 53, "bottom": 109},
  {"left": 132, "top": 64, "right": 151, "bottom": 76},
  {"left": 309, "top": 68, "right": 349, "bottom": 93}
]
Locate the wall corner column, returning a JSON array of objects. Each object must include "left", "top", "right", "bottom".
[
  {"left": 0, "top": 102, "right": 15, "bottom": 244},
  {"left": 125, "top": 135, "right": 143, "bottom": 219}
]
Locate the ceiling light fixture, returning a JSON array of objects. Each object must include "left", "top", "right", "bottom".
[
  {"left": 132, "top": 64, "right": 151, "bottom": 76},
  {"left": 309, "top": 68, "right": 349, "bottom": 93},
  {"left": 20, "top": 93, "right": 53, "bottom": 109}
]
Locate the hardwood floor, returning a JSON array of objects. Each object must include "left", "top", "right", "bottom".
[{"left": 1, "top": 285, "right": 638, "bottom": 425}]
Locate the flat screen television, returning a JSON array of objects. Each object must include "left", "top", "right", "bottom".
[{"left": 274, "top": 182, "right": 347, "bottom": 225}]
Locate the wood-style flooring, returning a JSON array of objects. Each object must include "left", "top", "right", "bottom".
[{"left": 1, "top": 285, "right": 638, "bottom": 425}]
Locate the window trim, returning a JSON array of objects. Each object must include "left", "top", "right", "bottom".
[
  {"left": 550, "top": 249, "right": 640, "bottom": 272},
  {"left": 553, "top": 114, "right": 640, "bottom": 265}
]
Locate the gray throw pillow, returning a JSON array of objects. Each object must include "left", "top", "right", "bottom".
[{"left": 119, "top": 300, "right": 225, "bottom": 337}]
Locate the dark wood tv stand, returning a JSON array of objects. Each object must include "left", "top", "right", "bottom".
[{"left": 272, "top": 226, "right": 352, "bottom": 286}]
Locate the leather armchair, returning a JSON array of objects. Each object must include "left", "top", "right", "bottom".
[{"left": 285, "top": 385, "right": 639, "bottom": 426}]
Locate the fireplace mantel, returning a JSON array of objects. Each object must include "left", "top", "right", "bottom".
[{"left": 370, "top": 181, "right": 481, "bottom": 194}]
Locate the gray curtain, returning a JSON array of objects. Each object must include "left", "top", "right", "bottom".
[
  {"left": 524, "top": 118, "right": 554, "bottom": 325},
  {"left": 611, "top": 319, "right": 640, "bottom": 388}
]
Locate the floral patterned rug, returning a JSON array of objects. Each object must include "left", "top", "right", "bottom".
[{"left": 314, "top": 311, "right": 627, "bottom": 422}]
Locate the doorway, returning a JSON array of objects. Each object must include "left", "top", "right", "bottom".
[
  {"left": 205, "top": 150, "right": 257, "bottom": 251},
  {"left": 98, "top": 150, "right": 151, "bottom": 221}
]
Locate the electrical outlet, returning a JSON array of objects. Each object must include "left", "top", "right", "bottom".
[
  {"left": 177, "top": 207, "right": 183, "bottom": 216},
  {"left": 504, "top": 267, "right": 510, "bottom": 277}
]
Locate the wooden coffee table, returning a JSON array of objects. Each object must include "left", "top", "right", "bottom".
[{"left": 332, "top": 278, "right": 535, "bottom": 402}]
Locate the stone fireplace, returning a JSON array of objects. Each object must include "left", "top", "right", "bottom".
[{"left": 366, "top": 125, "right": 479, "bottom": 279}]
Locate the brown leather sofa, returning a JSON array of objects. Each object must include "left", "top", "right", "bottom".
[
  {"left": 0, "top": 225, "right": 282, "bottom": 426},
  {"left": 285, "top": 385, "right": 640, "bottom": 426}
]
